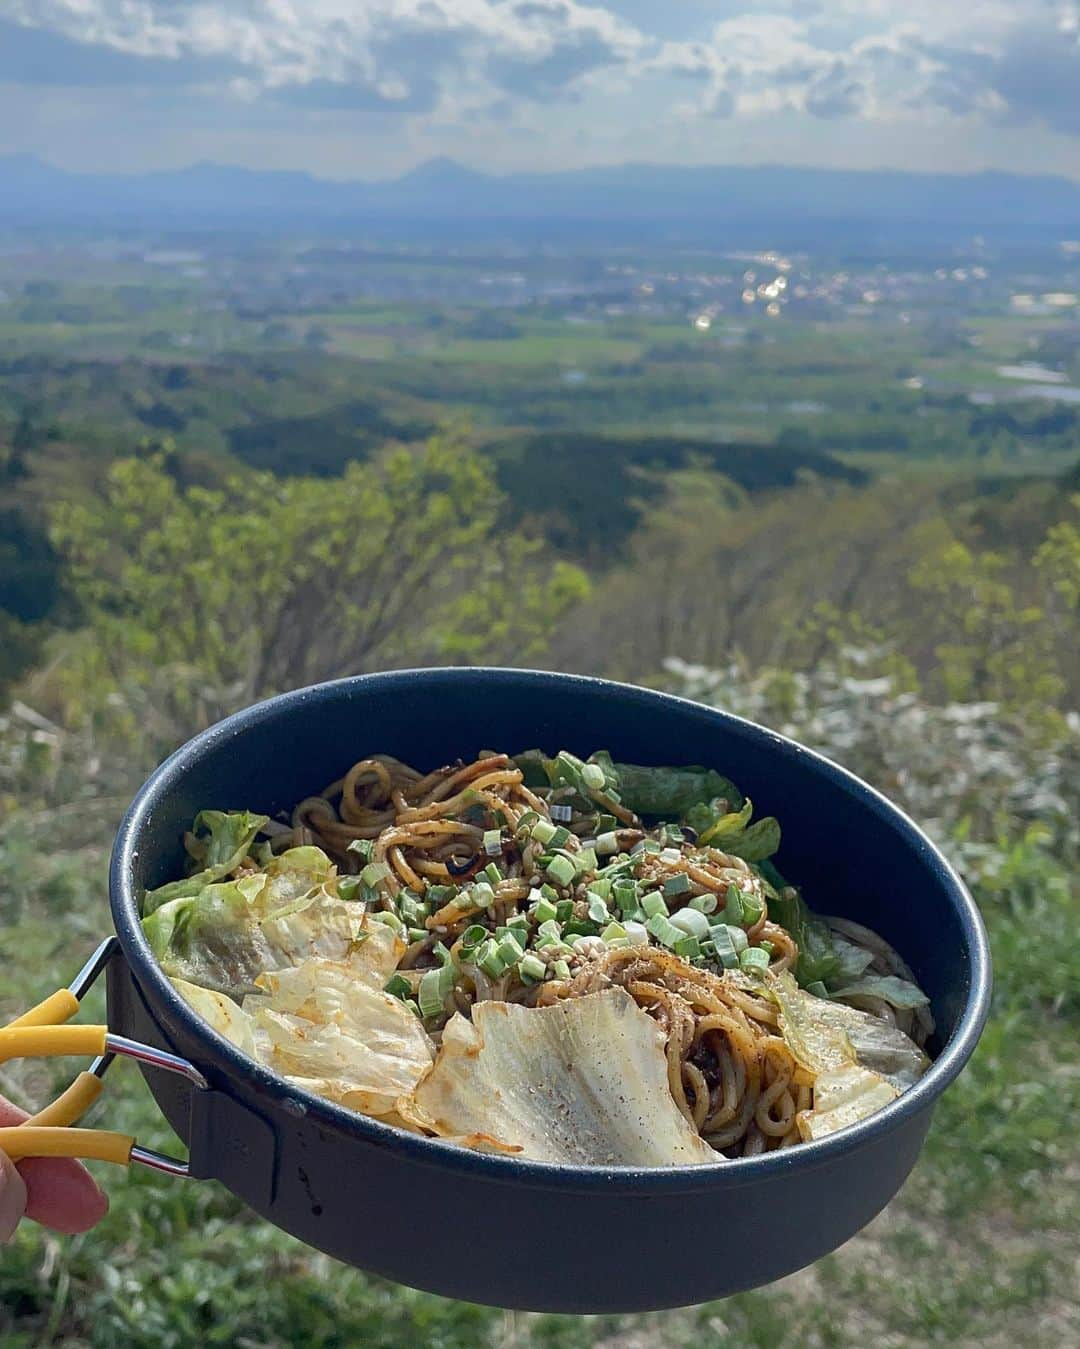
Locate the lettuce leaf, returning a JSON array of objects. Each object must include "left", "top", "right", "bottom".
[
  {"left": 143, "top": 809, "right": 268, "bottom": 913},
  {"left": 243, "top": 958, "right": 434, "bottom": 1117},
  {"left": 141, "top": 846, "right": 385, "bottom": 996},
  {"left": 687, "top": 797, "right": 781, "bottom": 862},
  {"left": 605, "top": 761, "right": 744, "bottom": 818},
  {"left": 830, "top": 974, "right": 930, "bottom": 1011},
  {"left": 765, "top": 970, "right": 929, "bottom": 1090},
  {"left": 401, "top": 989, "right": 719, "bottom": 1165},
  {"left": 796, "top": 1063, "right": 900, "bottom": 1141},
  {"left": 764, "top": 876, "right": 843, "bottom": 987}
]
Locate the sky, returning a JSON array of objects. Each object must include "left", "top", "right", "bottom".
[{"left": 1, "top": 1, "right": 1078, "bottom": 180}]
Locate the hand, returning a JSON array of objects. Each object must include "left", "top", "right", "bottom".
[{"left": 0, "top": 1093, "right": 109, "bottom": 1242}]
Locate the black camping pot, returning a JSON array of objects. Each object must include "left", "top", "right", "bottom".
[{"left": 97, "top": 668, "right": 990, "bottom": 1313}]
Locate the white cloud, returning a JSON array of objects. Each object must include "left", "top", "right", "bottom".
[{"left": 0, "top": 0, "right": 1076, "bottom": 173}]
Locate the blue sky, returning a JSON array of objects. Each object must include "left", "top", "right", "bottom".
[{"left": 2, "top": 1, "right": 1078, "bottom": 178}]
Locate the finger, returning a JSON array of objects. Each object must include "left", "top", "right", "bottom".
[
  {"left": 0, "top": 1148, "right": 28, "bottom": 1244},
  {"left": 0, "top": 1096, "right": 109, "bottom": 1235}
]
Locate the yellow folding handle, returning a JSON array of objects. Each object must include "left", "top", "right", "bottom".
[
  {"left": 0, "top": 1126, "right": 134, "bottom": 1165},
  {"left": 2, "top": 959, "right": 199, "bottom": 1174},
  {"left": 0, "top": 1023, "right": 108, "bottom": 1064},
  {"left": 0, "top": 1005, "right": 127, "bottom": 1166}
]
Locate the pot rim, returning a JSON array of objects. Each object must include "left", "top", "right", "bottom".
[{"left": 109, "top": 667, "right": 992, "bottom": 1195}]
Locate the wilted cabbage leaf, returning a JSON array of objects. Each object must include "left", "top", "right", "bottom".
[
  {"left": 766, "top": 970, "right": 929, "bottom": 1090},
  {"left": 243, "top": 958, "right": 434, "bottom": 1117},
  {"left": 829, "top": 974, "right": 931, "bottom": 1011},
  {"left": 170, "top": 977, "right": 256, "bottom": 1056},
  {"left": 402, "top": 988, "right": 720, "bottom": 1166},
  {"left": 143, "top": 810, "right": 269, "bottom": 912},
  {"left": 796, "top": 1063, "right": 900, "bottom": 1141},
  {"left": 142, "top": 845, "right": 396, "bottom": 996}
]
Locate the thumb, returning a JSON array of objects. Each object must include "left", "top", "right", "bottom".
[{"left": 0, "top": 1147, "right": 28, "bottom": 1244}]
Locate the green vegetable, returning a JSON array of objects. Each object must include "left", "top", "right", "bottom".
[
  {"left": 608, "top": 761, "right": 743, "bottom": 818},
  {"left": 418, "top": 967, "right": 450, "bottom": 1018},
  {"left": 669, "top": 906, "right": 710, "bottom": 939},
  {"left": 518, "top": 952, "right": 548, "bottom": 983},
  {"left": 662, "top": 872, "right": 691, "bottom": 898},
  {"left": 532, "top": 894, "right": 558, "bottom": 924},
  {"left": 688, "top": 892, "right": 718, "bottom": 915},
  {"left": 337, "top": 876, "right": 363, "bottom": 902},
  {"left": 482, "top": 829, "right": 502, "bottom": 856},
  {"left": 143, "top": 810, "right": 269, "bottom": 913},
  {"left": 764, "top": 870, "right": 845, "bottom": 987},
  {"left": 645, "top": 913, "right": 684, "bottom": 949},
  {"left": 546, "top": 854, "right": 576, "bottom": 888},
  {"left": 384, "top": 974, "right": 413, "bottom": 1001},
  {"left": 641, "top": 891, "right": 668, "bottom": 919},
  {"left": 740, "top": 946, "right": 771, "bottom": 973},
  {"left": 673, "top": 935, "right": 701, "bottom": 961},
  {"left": 482, "top": 862, "right": 502, "bottom": 885},
  {"left": 552, "top": 959, "right": 572, "bottom": 980},
  {"left": 360, "top": 861, "right": 391, "bottom": 888},
  {"left": 586, "top": 893, "right": 609, "bottom": 924},
  {"left": 830, "top": 975, "right": 930, "bottom": 1009},
  {"left": 709, "top": 925, "right": 741, "bottom": 969}
]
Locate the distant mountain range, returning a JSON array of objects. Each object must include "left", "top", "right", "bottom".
[{"left": 2, "top": 154, "right": 1078, "bottom": 244}]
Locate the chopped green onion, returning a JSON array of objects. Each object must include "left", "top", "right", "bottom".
[
  {"left": 574, "top": 847, "right": 598, "bottom": 874},
  {"left": 418, "top": 968, "right": 449, "bottom": 1018},
  {"left": 759, "top": 940, "right": 774, "bottom": 956},
  {"left": 516, "top": 809, "right": 540, "bottom": 831},
  {"left": 555, "top": 899, "right": 575, "bottom": 923},
  {"left": 588, "top": 876, "right": 612, "bottom": 900},
  {"left": 645, "top": 913, "right": 685, "bottom": 949},
  {"left": 740, "top": 946, "right": 771, "bottom": 973},
  {"left": 586, "top": 893, "right": 609, "bottom": 924},
  {"left": 518, "top": 952, "right": 548, "bottom": 984},
  {"left": 546, "top": 854, "right": 576, "bottom": 888},
  {"left": 531, "top": 818, "right": 558, "bottom": 845},
  {"left": 346, "top": 838, "right": 374, "bottom": 861},
  {"left": 482, "top": 829, "right": 502, "bottom": 856},
  {"left": 595, "top": 831, "right": 620, "bottom": 855},
  {"left": 337, "top": 876, "right": 363, "bottom": 902},
  {"left": 709, "top": 925, "right": 740, "bottom": 969},
  {"left": 623, "top": 920, "right": 650, "bottom": 946},
  {"left": 432, "top": 940, "right": 452, "bottom": 966},
  {"left": 548, "top": 825, "right": 572, "bottom": 850},
  {"left": 550, "top": 803, "right": 573, "bottom": 823},
  {"left": 405, "top": 999, "right": 422, "bottom": 1019},
  {"left": 482, "top": 861, "right": 502, "bottom": 885},
  {"left": 723, "top": 885, "right": 746, "bottom": 926},
  {"left": 641, "top": 891, "right": 668, "bottom": 919},
  {"left": 369, "top": 910, "right": 404, "bottom": 934},
  {"left": 470, "top": 881, "right": 496, "bottom": 909},
  {"left": 360, "top": 861, "right": 391, "bottom": 888},
  {"left": 673, "top": 935, "right": 701, "bottom": 961},
  {"left": 477, "top": 939, "right": 505, "bottom": 978},
  {"left": 537, "top": 918, "right": 563, "bottom": 943},
  {"left": 582, "top": 762, "right": 607, "bottom": 791},
  {"left": 805, "top": 980, "right": 830, "bottom": 999},
  {"left": 688, "top": 893, "right": 719, "bottom": 915},
  {"left": 740, "top": 891, "right": 765, "bottom": 926},
  {"left": 634, "top": 839, "right": 662, "bottom": 855},
  {"left": 459, "top": 924, "right": 488, "bottom": 954},
  {"left": 660, "top": 847, "right": 683, "bottom": 865},
  {"left": 497, "top": 933, "right": 525, "bottom": 966},
  {"left": 552, "top": 958, "right": 572, "bottom": 980},
  {"left": 601, "top": 921, "right": 627, "bottom": 944},
  {"left": 407, "top": 926, "right": 427, "bottom": 943},
  {"left": 425, "top": 884, "right": 455, "bottom": 906},
  {"left": 383, "top": 974, "right": 412, "bottom": 1001},
  {"left": 663, "top": 872, "right": 691, "bottom": 898},
  {"left": 669, "top": 906, "right": 710, "bottom": 939},
  {"left": 613, "top": 880, "right": 638, "bottom": 913},
  {"left": 595, "top": 813, "right": 618, "bottom": 833},
  {"left": 532, "top": 894, "right": 559, "bottom": 924}
]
